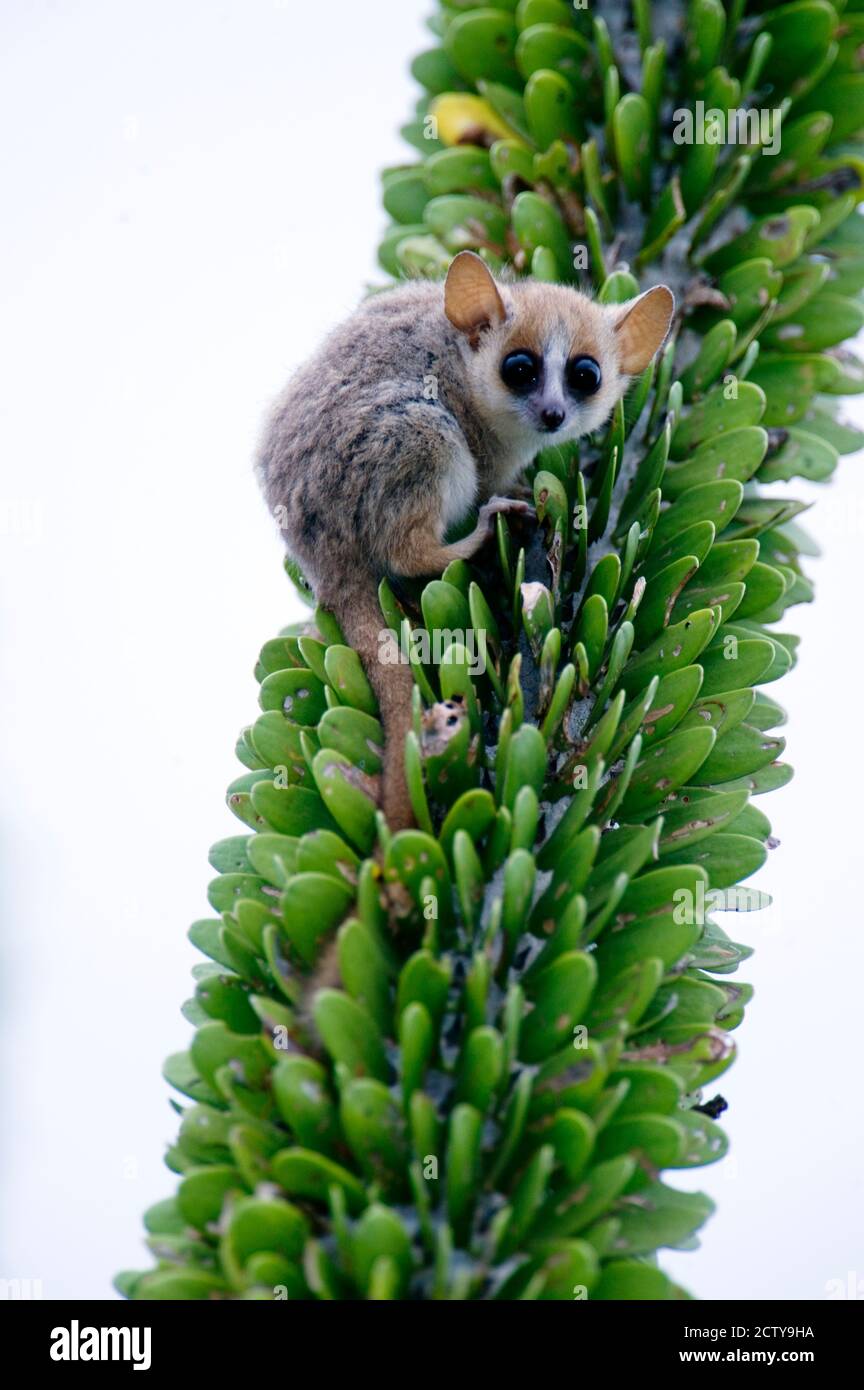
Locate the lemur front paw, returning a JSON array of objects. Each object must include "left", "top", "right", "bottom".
[{"left": 479, "top": 495, "right": 537, "bottom": 530}]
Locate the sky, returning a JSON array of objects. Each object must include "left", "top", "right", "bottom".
[{"left": 0, "top": 0, "right": 862, "bottom": 1301}]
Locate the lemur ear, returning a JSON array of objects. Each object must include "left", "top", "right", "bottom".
[
  {"left": 445, "top": 251, "right": 507, "bottom": 341},
  {"left": 614, "top": 285, "right": 675, "bottom": 374}
]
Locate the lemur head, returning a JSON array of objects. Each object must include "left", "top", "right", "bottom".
[{"left": 444, "top": 250, "right": 674, "bottom": 448}]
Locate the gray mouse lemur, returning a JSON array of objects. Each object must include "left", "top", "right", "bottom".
[{"left": 257, "top": 251, "right": 673, "bottom": 831}]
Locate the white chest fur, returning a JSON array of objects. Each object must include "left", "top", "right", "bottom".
[{"left": 440, "top": 442, "right": 479, "bottom": 534}]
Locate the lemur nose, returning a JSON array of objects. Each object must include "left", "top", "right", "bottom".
[{"left": 541, "top": 408, "right": 565, "bottom": 432}]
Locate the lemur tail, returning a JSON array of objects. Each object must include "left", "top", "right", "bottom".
[{"left": 325, "top": 575, "right": 416, "bottom": 833}]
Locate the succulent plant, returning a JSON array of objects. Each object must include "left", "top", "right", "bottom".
[{"left": 118, "top": 0, "right": 864, "bottom": 1300}]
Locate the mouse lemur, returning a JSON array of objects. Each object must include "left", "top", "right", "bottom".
[{"left": 257, "top": 251, "right": 674, "bottom": 831}]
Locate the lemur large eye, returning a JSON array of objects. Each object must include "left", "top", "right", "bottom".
[
  {"left": 500, "top": 350, "right": 540, "bottom": 395},
  {"left": 566, "top": 355, "right": 602, "bottom": 396}
]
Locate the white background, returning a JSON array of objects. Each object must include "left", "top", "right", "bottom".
[{"left": 0, "top": 0, "right": 861, "bottom": 1301}]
